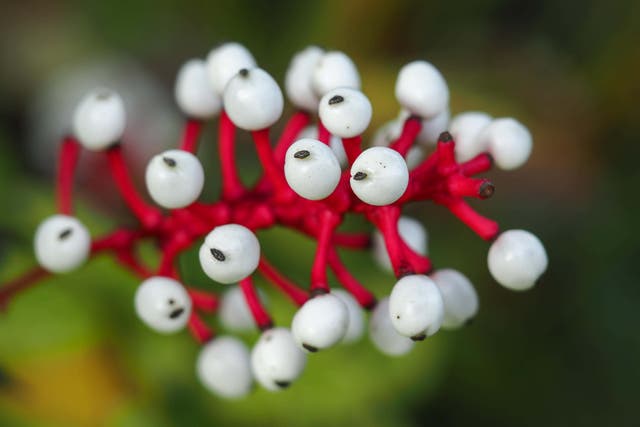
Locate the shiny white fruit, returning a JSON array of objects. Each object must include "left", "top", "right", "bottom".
[
  {"left": 199, "top": 224, "right": 260, "bottom": 284},
  {"left": 284, "top": 138, "right": 341, "bottom": 200},
  {"left": 311, "top": 51, "right": 360, "bottom": 97},
  {"left": 291, "top": 293, "right": 349, "bottom": 352},
  {"left": 372, "top": 216, "right": 428, "bottom": 272},
  {"left": 72, "top": 88, "right": 126, "bottom": 150},
  {"left": 318, "top": 88, "right": 372, "bottom": 138},
  {"left": 206, "top": 42, "right": 257, "bottom": 96},
  {"left": 223, "top": 68, "right": 284, "bottom": 131},
  {"left": 488, "top": 229, "right": 547, "bottom": 291},
  {"left": 332, "top": 290, "right": 365, "bottom": 343},
  {"left": 450, "top": 111, "right": 493, "bottom": 162},
  {"left": 389, "top": 274, "right": 444, "bottom": 339},
  {"left": 196, "top": 336, "right": 253, "bottom": 399},
  {"left": 34, "top": 215, "right": 91, "bottom": 273},
  {"left": 285, "top": 46, "right": 324, "bottom": 112},
  {"left": 395, "top": 61, "right": 449, "bottom": 118},
  {"left": 369, "top": 297, "right": 414, "bottom": 356},
  {"left": 134, "top": 276, "right": 191, "bottom": 333},
  {"left": 251, "top": 327, "right": 307, "bottom": 391},
  {"left": 477, "top": 118, "right": 532, "bottom": 170},
  {"left": 175, "top": 59, "right": 222, "bottom": 119},
  {"left": 145, "top": 149, "right": 205, "bottom": 209},
  {"left": 350, "top": 147, "right": 409, "bottom": 206},
  {"left": 431, "top": 269, "right": 478, "bottom": 329}
]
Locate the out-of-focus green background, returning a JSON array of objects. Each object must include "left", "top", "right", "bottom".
[{"left": 0, "top": 1, "right": 638, "bottom": 426}]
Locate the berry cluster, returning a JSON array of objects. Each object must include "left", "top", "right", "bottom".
[{"left": 0, "top": 42, "right": 548, "bottom": 398}]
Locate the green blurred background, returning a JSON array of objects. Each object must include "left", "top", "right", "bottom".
[{"left": 0, "top": 0, "right": 638, "bottom": 426}]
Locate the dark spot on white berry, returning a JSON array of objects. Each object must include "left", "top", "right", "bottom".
[
  {"left": 168, "top": 299, "right": 175, "bottom": 305},
  {"left": 58, "top": 228, "right": 73, "bottom": 240},
  {"left": 169, "top": 307, "right": 185, "bottom": 319},
  {"left": 274, "top": 380, "right": 291, "bottom": 389},
  {"left": 439, "top": 131, "right": 452, "bottom": 142},
  {"left": 210, "top": 248, "right": 226, "bottom": 261},
  {"left": 411, "top": 333, "right": 426, "bottom": 341},
  {"left": 396, "top": 315, "right": 400, "bottom": 319},
  {"left": 294, "top": 150, "right": 310, "bottom": 159},
  {"left": 302, "top": 343, "right": 318, "bottom": 352},
  {"left": 163, "top": 157, "right": 177, "bottom": 167},
  {"left": 239, "top": 68, "right": 249, "bottom": 77},
  {"left": 353, "top": 171, "right": 367, "bottom": 181},
  {"left": 328, "top": 95, "right": 344, "bottom": 105}
]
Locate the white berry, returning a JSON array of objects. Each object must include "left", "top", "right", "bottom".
[
  {"left": 488, "top": 229, "right": 547, "bottom": 291},
  {"left": 298, "top": 125, "right": 347, "bottom": 168},
  {"left": 291, "top": 292, "right": 349, "bottom": 352},
  {"left": 251, "top": 327, "right": 306, "bottom": 391},
  {"left": 319, "top": 88, "right": 372, "bottom": 138},
  {"left": 284, "top": 138, "right": 341, "bottom": 200},
  {"left": 369, "top": 297, "right": 414, "bottom": 356},
  {"left": 395, "top": 61, "right": 449, "bottom": 119},
  {"left": 175, "top": 59, "right": 222, "bottom": 119},
  {"left": 199, "top": 224, "right": 260, "bottom": 284},
  {"left": 134, "top": 276, "right": 192, "bottom": 333},
  {"left": 389, "top": 274, "right": 444, "bottom": 339},
  {"left": 449, "top": 111, "right": 493, "bottom": 162},
  {"left": 312, "top": 51, "right": 361, "bottom": 97},
  {"left": 72, "top": 88, "right": 126, "bottom": 150},
  {"left": 206, "top": 42, "right": 257, "bottom": 96},
  {"left": 219, "top": 285, "right": 267, "bottom": 332},
  {"left": 196, "top": 336, "right": 253, "bottom": 399},
  {"left": 145, "top": 149, "right": 204, "bottom": 209},
  {"left": 350, "top": 147, "right": 409, "bottom": 206},
  {"left": 34, "top": 215, "right": 91, "bottom": 273},
  {"left": 285, "top": 46, "right": 324, "bottom": 112},
  {"left": 223, "top": 68, "right": 284, "bottom": 131},
  {"left": 431, "top": 269, "right": 478, "bottom": 329},
  {"left": 477, "top": 118, "right": 532, "bottom": 170},
  {"left": 332, "top": 289, "right": 365, "bottom": 343},
  {"left": 372, "top": 216, "right": 428, "bottom": 272}
]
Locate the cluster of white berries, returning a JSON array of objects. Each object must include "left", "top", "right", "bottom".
[{"left": 29, "top": 41, "right": 548, "bottom": 399}]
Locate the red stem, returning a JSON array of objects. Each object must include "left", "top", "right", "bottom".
[
  {"left": 332, "top": 232, "right": 371, "bottom": 249},
  {"left": 251, "top": 128, "right": 292, "bottom": 198},
  {"left": 310, "top": 210, "right": 340, "bottom": 292},
  {"left": 460, "top": 152, "right": 493, "bottom": 176},
  {"left": 440, "top": 197, "right": 500, "bottom": 240},
  {"left": 274, "top": 111, "right": 311, "bottom": 165},
  {"left": 219, "top": 111, "right": 245, "bottom": 200},
  {"left": 327, "top": 249, "right": 376, "bottom": 309},
  {"left": 56, "top": 137, "right": 81, "bottom": 215},
  {"left": 258, "top": 257, "right": 308, "bottom": 306},
  {"left": 370, "top": 206, "right": 414, "bottom": 278},
  {"left": 188, "top": 288, "right": 219, "bottom": 313},
  {"left": 239, "top": 277, "right": 273, "bottom": 330},
  {"left": 342, "top": 136, "right": 362, "bottom": 165},
  {"left": 106, "top": 146, "right": 162, "bottom": 229},
  {"left": 179, "top": 119, "right": 203, "bottom": 153},
  {"left": 188, "top": 312, "right": 215, "bottom": 344},
  {"left": 390, "top": 117, "right": 422, "bottom": 157},
  {"left": 317, "top": 121, "right": 330, "bottom": 144}
]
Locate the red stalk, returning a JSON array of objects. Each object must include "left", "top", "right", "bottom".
[
  {"left": 56, "top": 137, "right": 81, "bottom": 215},
  {"left": 188, "top": 312, "right": 215, "bottom": 344},
  {"left": 341, "top": 136, "right": 362, "bottom": 165},
  {"left": 179, "top": 119, "right": 203, "bottom": 153},
  {"left": 273, "top": 111, "right": 311, "bottom": 165},
  {"left": 390, "top": 116, "right": 422, "bottom": 157},
  {"left": 327, "top": 249, "right": 376, "bottom": 309},
  {"left": 310, "top": 210, "right": 340, "bottom": 292},
  {"left": 258, "top": 257, "right": 308, "bottom": 306},
  {"left": 239, "top": 277, "right": 273, "bottom": 330},
  {"left": 218, "top": 111, "right": 245, "bottom": 199}
]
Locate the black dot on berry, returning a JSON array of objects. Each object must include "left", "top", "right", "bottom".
[
  {"left": 163, "top": 157, "right": 177, "bottom": 167},
  {"left": 210, "top": 248, "right": 226, "bottom": 261},
  {"left": 58, "top": 228, "right": 73, "bottom": 240},
  {"left": 328, "top": 95, "right": 344, "bottom": 105}
]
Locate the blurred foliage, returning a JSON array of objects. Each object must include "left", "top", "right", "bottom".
[{"left": 1, "top": 0, "right": 639, "bottom": 426}]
